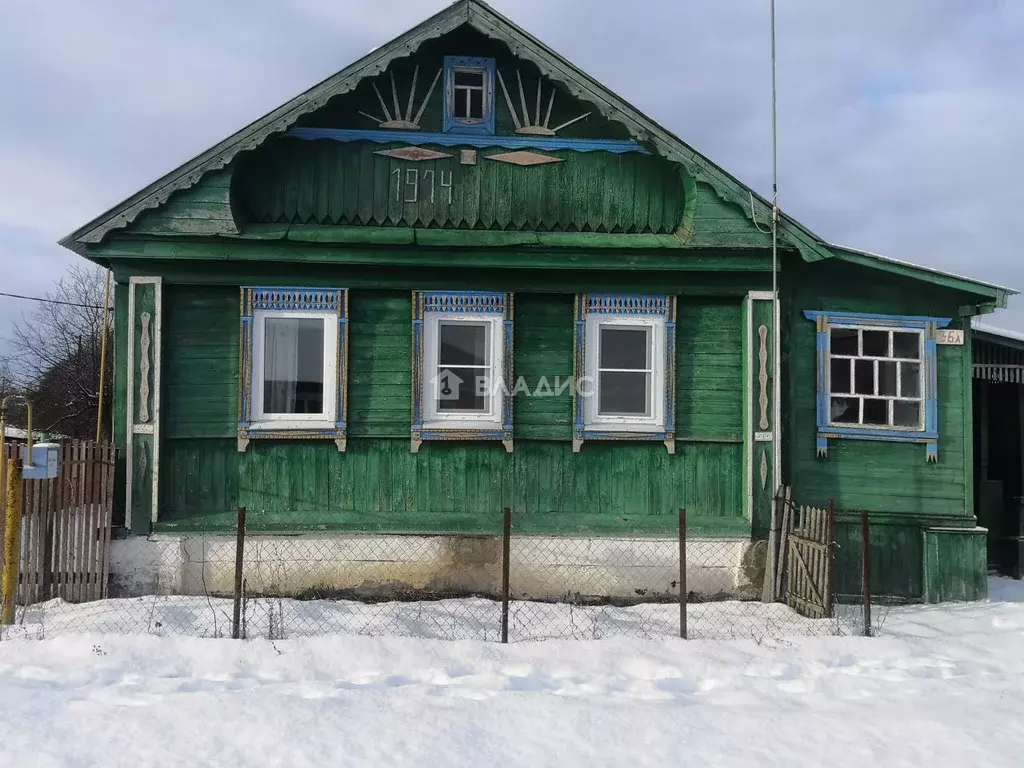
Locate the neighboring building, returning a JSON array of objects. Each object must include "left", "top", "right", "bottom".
[
  {"left": 971, "top": 321, "right": 1024, "bottom": 581},
  {"left": 60, "top": 0, "right": 1014, "bottom": 602}
]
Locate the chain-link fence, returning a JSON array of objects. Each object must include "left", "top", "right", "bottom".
[{"left": 2, "top": 499, "right": 885, "bottom": 642}]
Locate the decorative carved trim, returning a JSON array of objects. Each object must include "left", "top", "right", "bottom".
[
  {"left": 139, "top": 312, "right": 151, "bottom": 423},
  {"left": 358, "top": 65, "right": 442, "bottom": 130},
  {"left": 410, "top": 291, "right": 514, "bottom": 448},
  {"left": 238, "top": 286, "right": 348, "bottom": 451},
  {"left": 760, "top": 449, "right": 768, "bottom": 490},
  {"left": 374, "top": 147, "right": 453, "bottom": 162},
  {"left": 757, "top": 323, "right": 769, "bottom": 430},
  {"left": 496, "top": 69, "right": 590, "bottom": 136},
  {"left": 485, "top": 150, "right": 562, "bottom": 166},
  {"left": 573, "top": 293, "right": 677, "bottom": 449}
]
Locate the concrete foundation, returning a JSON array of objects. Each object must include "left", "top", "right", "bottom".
[{"left": 109, "top": 534, "right": 763, "bottom": 602}]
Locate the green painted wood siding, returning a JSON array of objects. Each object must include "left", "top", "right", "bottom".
[
  {"left": 234, "top": 140, "right": 685, "bottom": 234},
  {"left": 159, "top": 438, "right": 744, "bottom": 535},
  {"left": 129, "top": 169, "right": 237, "bottom": 237},
  {"left": 156, "top": 285, "right": 746, "bottom": 534},
  {"left": 787, "top": 261, "right": 973, "bottom": 516}
]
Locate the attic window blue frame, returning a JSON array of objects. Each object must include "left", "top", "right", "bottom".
[
  {"left": 237, "top": 287, "right": 349, "bottom": 453},
  {"left": 443, "top": 56, "right": 496, "bottom": 135},
  {"left": 804, "top": 310, "right": 950, "bottom": 462}
]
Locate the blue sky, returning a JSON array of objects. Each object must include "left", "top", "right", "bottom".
[{"left": 1, "top": 0, "right": 1022, "bottom": 348}]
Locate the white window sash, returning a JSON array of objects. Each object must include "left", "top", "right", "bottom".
[
  {"left": 584, "top": 314, "right": 665, "bottom": 431},
  {"left": 423, "top": 312, "right": 504, "bottom": 428},
  {"left": 250, "top": 309, "right": 338, "bottom": 429}
]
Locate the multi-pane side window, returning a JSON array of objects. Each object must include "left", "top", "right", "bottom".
[
  {"left": 238, "top": 287, "right": 348, "bottom": 452},
  {"left": 442, "top": 56, "right": 496, "bottom": 135},
  {"left": 828, "top": 326, "right": 923, "bottom": 430},
  {"left": 574, "top": 294, "right": 677, "bottom": 453},
  {"left": 804, "top": 310, "right": 952, "bottom": 462},
  {"left": 411, "top": 291, "right": 514, "bottom": 453}
]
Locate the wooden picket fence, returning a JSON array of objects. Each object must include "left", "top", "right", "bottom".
[
  {"left": 0, "top": 441, "right": 116, "bottom": 605},
  {"left": 780, "top": 492, "right": 836, "bottom": 620}
]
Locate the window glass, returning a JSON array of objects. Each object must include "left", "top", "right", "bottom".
[
  {"left": 831, "top": 397, "right": 858, "bottom": 423},
  {"left": 436, "top": 321, "right": 489, "bottom": 413},
  {"left": 892, "top": 332, "right": 919, "bottom": 358},
  {"left": 830, "top": 358, "right": 851, "bottom": 394},
  {"left": 597, "top": 326, "right": 651, "bottom": 417},
  {"left": 893, "top": 400, "right": 921, "bottom": 427},
  {"left": 452, "top": 68, "right": 485, "bottom": 120},
  {"left": 862, "top": 330, "right": 888, "bottom": 357},
  {"left": 830, "top": 328, "right": 858, "bottom": 356},
  {"left": 262, "top": 317, "right": 325, "bottom": 414}
]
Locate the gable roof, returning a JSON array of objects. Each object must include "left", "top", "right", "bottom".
[
  {"left": 830, "top": 244, "right": 1015, "bottom": 310},
  {"left": 56, "top": 0, "right": 1020, "bottom": 313},
  {"left": 59, "top": 0, "right": 835, "bottom": 261}
]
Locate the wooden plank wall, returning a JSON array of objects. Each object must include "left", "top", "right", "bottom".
[
  {"left": 157, "top": 285, "right": 747, "bottom": 534},
  {"left": 0, "top": 441, "right": 115, "bottom": 605}
]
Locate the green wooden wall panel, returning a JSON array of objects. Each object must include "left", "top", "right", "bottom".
[
  {"left": 834, "top": 520, "right": 924, "bottom": 601},
  {"left": 161, "top": 285, "right": 239, "bottom": 439},
  {"left": 787, "top": 260, "right": 973, "bottom": 517},
  {"left": 235, "top": 141, "right": 685, "bottom": 235},
  {"left": 155, "top": 283, "right": 746, "bottom": 532},
  {"left": 923, "top": 528, "right": 988, "bottom": 603},
  {"left": 129, "top": 168, "right": 237, "bottom": 236},
  {"left": 158, "top": 437, "right": 744, "bottom": 535},
  {"left": 676, "top": 300, "right": 744, "bottom": 439}
]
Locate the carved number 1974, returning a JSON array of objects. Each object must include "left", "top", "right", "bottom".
[{"left": 391, "top": 167, "right": 453, "bottom": 204}]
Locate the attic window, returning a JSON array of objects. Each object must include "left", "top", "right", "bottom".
[{"left": 443, "top": 56, "right": 495, "bottom": 135}]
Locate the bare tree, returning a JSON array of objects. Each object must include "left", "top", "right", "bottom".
[{"left": 10, "top": 264, "right": 112, "bottom": 439}]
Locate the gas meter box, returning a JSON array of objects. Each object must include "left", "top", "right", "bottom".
[{"left": 22, "top": 442, "right": 60, "bottom": 480}]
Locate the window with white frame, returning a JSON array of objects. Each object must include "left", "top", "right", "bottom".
[
  {"left": 238, "top": 287, "right": 348, "bottom": 452},
  {"left": 423, "top": 312, "right": 504, "bottom": 427},
  {"left": 584, "top": 312, "right": 667, "bottom": 431},
  {"left": 443, "top": 56, "right": 495, "bottom": 134},
  {"left": 252, "top": 311, "right": 338, "bottom": 426},
  {"left": 828, "top": 325, "right": 924, "bottom": 430}
]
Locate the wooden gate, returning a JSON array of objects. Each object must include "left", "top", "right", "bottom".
[
  {"left": 779, "top": 492, "right": 836, "bottom": 619},
  {"left": 1, "top": 441, "right": 116, "bottom": 605}
]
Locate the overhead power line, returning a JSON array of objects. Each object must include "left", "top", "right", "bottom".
[{"left": 0, "top": 290, "right": 109, "bottom": 311}]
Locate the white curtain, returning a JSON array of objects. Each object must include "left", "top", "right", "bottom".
[{"left": 264, "top": 319, "right": 300, "bottom": 413}]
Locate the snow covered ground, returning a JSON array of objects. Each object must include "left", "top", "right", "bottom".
[{"left": 1, "top": 579, "right": 1023, "bottom": 767}]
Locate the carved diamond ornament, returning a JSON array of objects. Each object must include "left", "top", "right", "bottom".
[
  {"left": 374, "top": 147, "right": 453, "bottom": 162},
  {"left": 485, "top": 150, "right": 562, "bottom": 166}
]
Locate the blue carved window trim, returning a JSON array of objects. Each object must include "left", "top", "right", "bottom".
[
  {"left": 573, "top": 294, "right": 677, "bottom": 454},
  {"left": 238, "top": 286, "right": 349, "bottom": 452},
  {"left": 442, "top": 56, "right": 496, "bottom": 135},
  {"left": 411, "top": 291, "right": 514, "bottom": 452},
  {"left": 804, "top": 310, "right": 950, "bottom": 462}
]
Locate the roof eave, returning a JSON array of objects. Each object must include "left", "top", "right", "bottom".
[{"left": 831, "top": 244, "right": 1016, "bottom": 312}]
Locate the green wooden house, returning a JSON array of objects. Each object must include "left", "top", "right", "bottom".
[{"left": 61, "top": 0, "right": 1014, "bottom": 602}]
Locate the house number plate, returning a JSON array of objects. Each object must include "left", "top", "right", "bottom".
[{"left": 937, "top": 329, "right": 964, "bottom": 346}]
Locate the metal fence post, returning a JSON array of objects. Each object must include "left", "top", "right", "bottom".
[
  {"left": 501, "top": 507, "right": 511, "bottom": 644},
  {"left": 861, "top": 510, "right": 872, "bottom": 637},
  {"left": 679, "top": 508, "right": 687, "bottom": 639},
  {"left": 231, "top": 506, "right": 246, "bottom": 640},
  {"left": 1, "top": 458, "right": 23, "bottom": 625}
]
